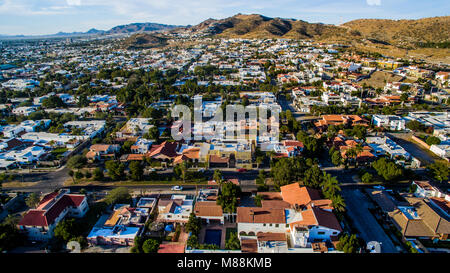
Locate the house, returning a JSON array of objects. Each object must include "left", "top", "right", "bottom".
[
  {"left": 238, "top": 183, "right": 342, "bottom": 252},
  {"left": 147, "top": 141, "right": 179, "bottom": 162},
  {"left": 314, "top": 115, "right": 368, "bottom": 131},
  {"left": 119, "top": 118, "right": 154, "bottom": 137},
  {"left": 279, "top": 183, "right": 333, "bottom": 211},
  {"left": 17, "top": 189, "right": 88, "bottom": 241},
  {"left": 173, "top": 147, "right": 200, "bottom": 165},
  {"left": 367, "top": 190, "right": 450, "bottom": 240},
  {"left": 194, "top": 201, "right": 224, "bottom": 224},
  {"left": 157, "top": 194, "right": 194, "bottom": 223},
  {"left": 430, "top": 144, "right": 450, "bottom": 160},
  {"left": 372, "top": 115, "right": 406, "bottom": 131},
  {"left": 130, "top": 138, "right": 153, "bottom": 154},
  {"left": 85, "top": 144, "right": 120, "bottom": 161},
  {"left": 413, "top": 181, "right": 447, "bottom": 199},
  {"left": 87, "top": 204, "right": 143, "bottom": 246}
]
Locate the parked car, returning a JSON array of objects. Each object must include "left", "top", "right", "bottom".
[
  {"left": 373, "top": 185, "right": 385, "bottom": 190},
  {"left": 237, "top": 168, "right": 247, "bottom": 173},
  {"left": 171, "top": 186, "right": 183, "bottom": 191}
]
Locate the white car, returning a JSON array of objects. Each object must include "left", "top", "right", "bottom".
[{"left": 171, "top": 186, "right": 183, "bottom": 191}]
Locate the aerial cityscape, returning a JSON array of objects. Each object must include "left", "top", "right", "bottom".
[{"left": 0, "top": 1, "right": 449, "bottom": 263}]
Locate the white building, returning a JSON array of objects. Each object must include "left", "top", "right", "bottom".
[
  {"left": 372, "top": 115, "right": 406, "bottom": 131},
  {"left": 18, "top": 189, "right": 89, "bottom": 241}
]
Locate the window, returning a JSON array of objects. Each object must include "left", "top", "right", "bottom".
[
  {"left": 333, "top": 232, "right": 338, "bottom": 235},
  {"left": 263, "top": 224, "right": 266, "bottom": 226},
  {"left": 275, "top": 224, "right": 279, "bottom": 228},
  {"left": 318, "top": 231, "right": 325, "bottom": 235}
]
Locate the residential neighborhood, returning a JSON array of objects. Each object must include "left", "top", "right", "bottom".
[{"left": 0, "top": 6, "right": 449, "bottom": 261}]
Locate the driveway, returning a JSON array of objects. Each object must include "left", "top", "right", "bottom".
[{"left": 341, "top": 188, "right": 399, "bottom": 253}]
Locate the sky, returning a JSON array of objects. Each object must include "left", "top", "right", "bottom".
[{"left": 0, "top": 0, "right": 448, "bottom": 35}]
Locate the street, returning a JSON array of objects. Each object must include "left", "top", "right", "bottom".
[{"left": 341, "top": 188, "right": 399, "bottom": 253}]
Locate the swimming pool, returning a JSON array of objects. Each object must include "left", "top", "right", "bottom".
[{"left": 204, "top": 229, "right": 222, "bottom": 246}]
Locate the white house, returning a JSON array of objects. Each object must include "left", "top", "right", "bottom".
[
  {"left": 430, "top": 144, "right": 450, "bottom": 159},
  {"left": 18, "top": 189, "right": 89, "bottom": 241},
  {"left": 372, "top": 115, "right": 406, "bottom": 131}
]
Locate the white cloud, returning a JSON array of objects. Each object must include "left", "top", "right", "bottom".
[
  {"left": 66, "top": 0, "right": 81, "bottom": 6},
  {"left": 366, "top": 0, "right": 381, "bottom": 6}
]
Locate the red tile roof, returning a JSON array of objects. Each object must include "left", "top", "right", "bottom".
[
  {"left": 19, "top": 194, "right": 85, "bottom": 227},
  {"left": 237, "top": 207, "right": 285, "bottom": 224}
]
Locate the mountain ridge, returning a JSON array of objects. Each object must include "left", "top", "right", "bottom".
[{"left": 188, "top": 13, "right": 449, "bottom": 47}]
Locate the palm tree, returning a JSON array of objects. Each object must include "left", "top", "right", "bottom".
[
  {"left": 322, "top": 173, "right": 341, "bottom": 198},
  {"left": 331, "top": 194, "right": 346, "bottom": 213},
  {"left": 345, "top": 148, "right": 357, "bottom": 168},
  {"left": 354, "top": 144, "right": 364, "bottom": 167},
  {"left": 180, "top": 161, "right": 188, "bottom": 183}
]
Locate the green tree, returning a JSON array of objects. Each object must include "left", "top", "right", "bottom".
[
  {"left": 336, "top": 233, "right": 360, "bottom": 253},
  {"left": 174, "top": 161, "right": 189, "bottom": 182},
  {"left": 331, "top": 151, "right": 342, "bottom": 166},
  {"left": 427, "top": 162, "right": 449, "bottom": 182},
  {"left": 129, "top": 161, "right": 144, "bottom": 181},
  {"left": 213, "top": 169, "right": 223, "bottom": 184},
  {"left": 0, "top": 222, "right": 24, "bottom": 252},
  {"left": 303, "top": 136, "right": 322, "bottom": 157},
  {"left": 406, "top": 120, "right": 425, "bottom": 132},
  {"left": 185, "top": 213, "right": 201, "bottom": 235},
  {"left": 254, "top": 195, "right": 263, "bottom": 207},
  {"left": 426, "top": 136, "right": 441, "bottom": 146},
  {"left": 322, "top": 172, "right": 341, "bottom": 199},
  {"left": 330, "top": 194, "right": 346, "bottom": 213},
  {"left": 104, "top": 187, "right": 131, "bottom": 205},
  {"left": 67, "top": 155, "right": 87, "bottom": 170},
  {"left": 217, "top": 182, "right": 241, "bottom": 213},
  {"left": 361, "top": 172, "right": 373, "bottom": 183},
  {"left": 93, "top": 167, "right": 104, "bottom": 181},
  {"left": 54, "top": 218, "right": 82, "bottom": 243},
  {"left": 146, "top": 126, "right": 160, "bottom": 141},
  {"left": 25, "top": 193, "right": 40, "bottom": 208},
  {"left": 225, "top": 232, "right": 241, "bottom": 250},
  {"left": 271, "top": 157, "right": 306, "bottom": 190},
  {"left": 372, "top": 158, "right": 403, "bottom": 181},
  {"left": 74, "top": 171, "right": 84, "bottom": 180},
  {"left": 42, "top": 95, "right": 66, "bottom": 109},
  {"left": 105, "top": 160, "right": 125, "bottom": 181},
  {"left": 304, "top": 165, "right": 323, "bottom": 188},
  {"left": 186, "top": 234, "right": 200, "bottom": 249},
  {"left": 142, "top": 239, "right": 160, "bottom": 253}
]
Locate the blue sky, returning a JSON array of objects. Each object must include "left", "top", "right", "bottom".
[{"left": 0, "top": 0, "right": 448, "bottom": 35}]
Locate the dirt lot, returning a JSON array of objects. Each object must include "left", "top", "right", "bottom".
[{"left": 359, "top": 71, "right": 404, "bottom": 89}]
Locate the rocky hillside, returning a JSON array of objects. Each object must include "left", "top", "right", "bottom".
[
  {"left": 106, "top": 22, "right": 181, "bottom": 35},
  {"left": 342, "top": 16, "right": 450, "bottom": 47},
  {"left": 191, "top": 14, "right": 349, "bottom": 40},
  {"left": 122, "top": 33, "right": 168, "bottom": 50},
  {"left": 191, "top": 14, "right": 449, "bottom": 47}
]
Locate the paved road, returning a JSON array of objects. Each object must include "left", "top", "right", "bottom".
[
  {"left": 2, "top": 167, "right": 70, "bottom": 193},
  {"left": 387, "top": 133, "right": 440, "bottom": 166},
  {"left": 2, "top": 168, "right": 259, "bottom": 194},
  {"left": 341, "top": 188, "right": 399, "bottom": 253}
]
